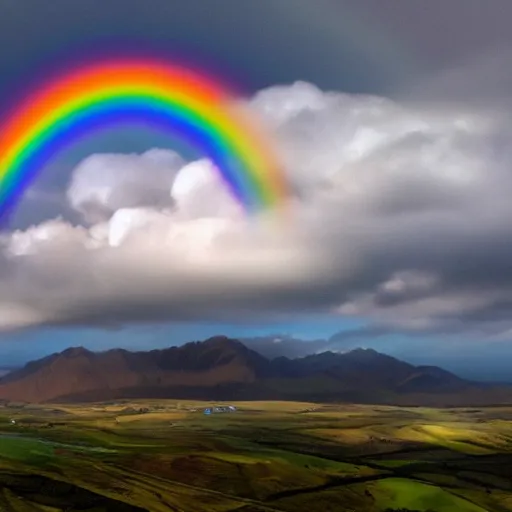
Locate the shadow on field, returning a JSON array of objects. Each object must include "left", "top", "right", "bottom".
[{"left": 0, "top": 472, "right": 149, "bottom": 511}]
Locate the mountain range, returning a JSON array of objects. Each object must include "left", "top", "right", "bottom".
[{"left": 0, "top": 336, "right": 511, "bottom": 406}]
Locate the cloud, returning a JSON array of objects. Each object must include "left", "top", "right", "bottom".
[
  {"left": 67, "top": 149, "right": 185, "bottom": 223},
  {"left": 2, "top": 77, "right": 512, "bottom": 340},
  {"left": 0, "top": 213, "right": 328, "bottom": 329},
  {"left": 170, "top": 159, "right": 243, "bottom": 221},
  {"left": 403, "top": 45, "right": 512, "bottom": 111}
]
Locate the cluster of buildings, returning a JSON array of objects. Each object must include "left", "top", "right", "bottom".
[{"left": 203, "top": 405, "right": 237, "bottom": 415}]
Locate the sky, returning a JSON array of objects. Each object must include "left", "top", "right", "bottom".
[{"left": 2, "top": 1, "right": 512, "bottom": 380}]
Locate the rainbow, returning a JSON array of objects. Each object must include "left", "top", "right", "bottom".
[{"left": 0, "top": 59, "right": 289, "bottom": 222}]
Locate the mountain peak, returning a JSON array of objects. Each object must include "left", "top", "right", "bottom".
[
  {"left": 349, "top": 347, "right": 378, "bottom": 355},
  {"left": 60, "top": 347, "right": 93, "bottom": 358},
  {"left": 203, "top": 336, "right": 245, "bottom": 348},
  {"left": 345, "top": 347, "right": 402, "bottom": 363}
]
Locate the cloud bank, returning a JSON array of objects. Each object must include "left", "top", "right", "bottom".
[{"left": 3, "top": 75, "right": 512, "bottom": 341}]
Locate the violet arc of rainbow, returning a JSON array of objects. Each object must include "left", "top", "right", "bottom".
[{"left": 0, "top": 61, "right": 289, "bottom": 222}]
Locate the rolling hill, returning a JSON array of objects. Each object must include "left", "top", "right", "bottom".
[{"left": 0, "top": 336, "right": 510, "bottom": 406}]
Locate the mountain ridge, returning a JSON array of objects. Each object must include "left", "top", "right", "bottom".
[{"left": 0, "top": 336, "right": 510, "bottom": 406}]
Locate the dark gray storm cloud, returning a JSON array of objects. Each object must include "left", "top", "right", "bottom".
[
  {"left": 0, "top": 0, "right": 398, "bottom": 109},
  {"left": 4, "top": 0, "right": 512, "bottom": 105}
]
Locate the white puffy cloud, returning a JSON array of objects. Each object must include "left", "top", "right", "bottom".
[
  {"left": 67, "top": 148, "right": 185, "bottom": 223},
  {"left": 0, "top": 213, "right": 325, "bottom": 329},
  {"left": 2, "top": 79, "right": 512, "bottom": 337},
  {"left": 171, "top": 159, "right": 242, "bottom": 221}
]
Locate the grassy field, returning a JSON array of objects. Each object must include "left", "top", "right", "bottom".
[{"left": 0, "top": 401, "right": 511, "bottom": 511}]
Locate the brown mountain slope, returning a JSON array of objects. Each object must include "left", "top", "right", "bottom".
[
  {"left": 0, "top": 338, "right": 510, "bottom": 406},
  {"left": 0, "top": 337, "right": 265, "bottom": 403}
]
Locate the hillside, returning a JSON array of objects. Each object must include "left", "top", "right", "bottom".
[{"left": 0, "top": 337, "right": 510, "bottom": 406}]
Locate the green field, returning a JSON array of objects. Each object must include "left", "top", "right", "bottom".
[{"left": 0, "top": 401, "right": 511, "bottom": 511}]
